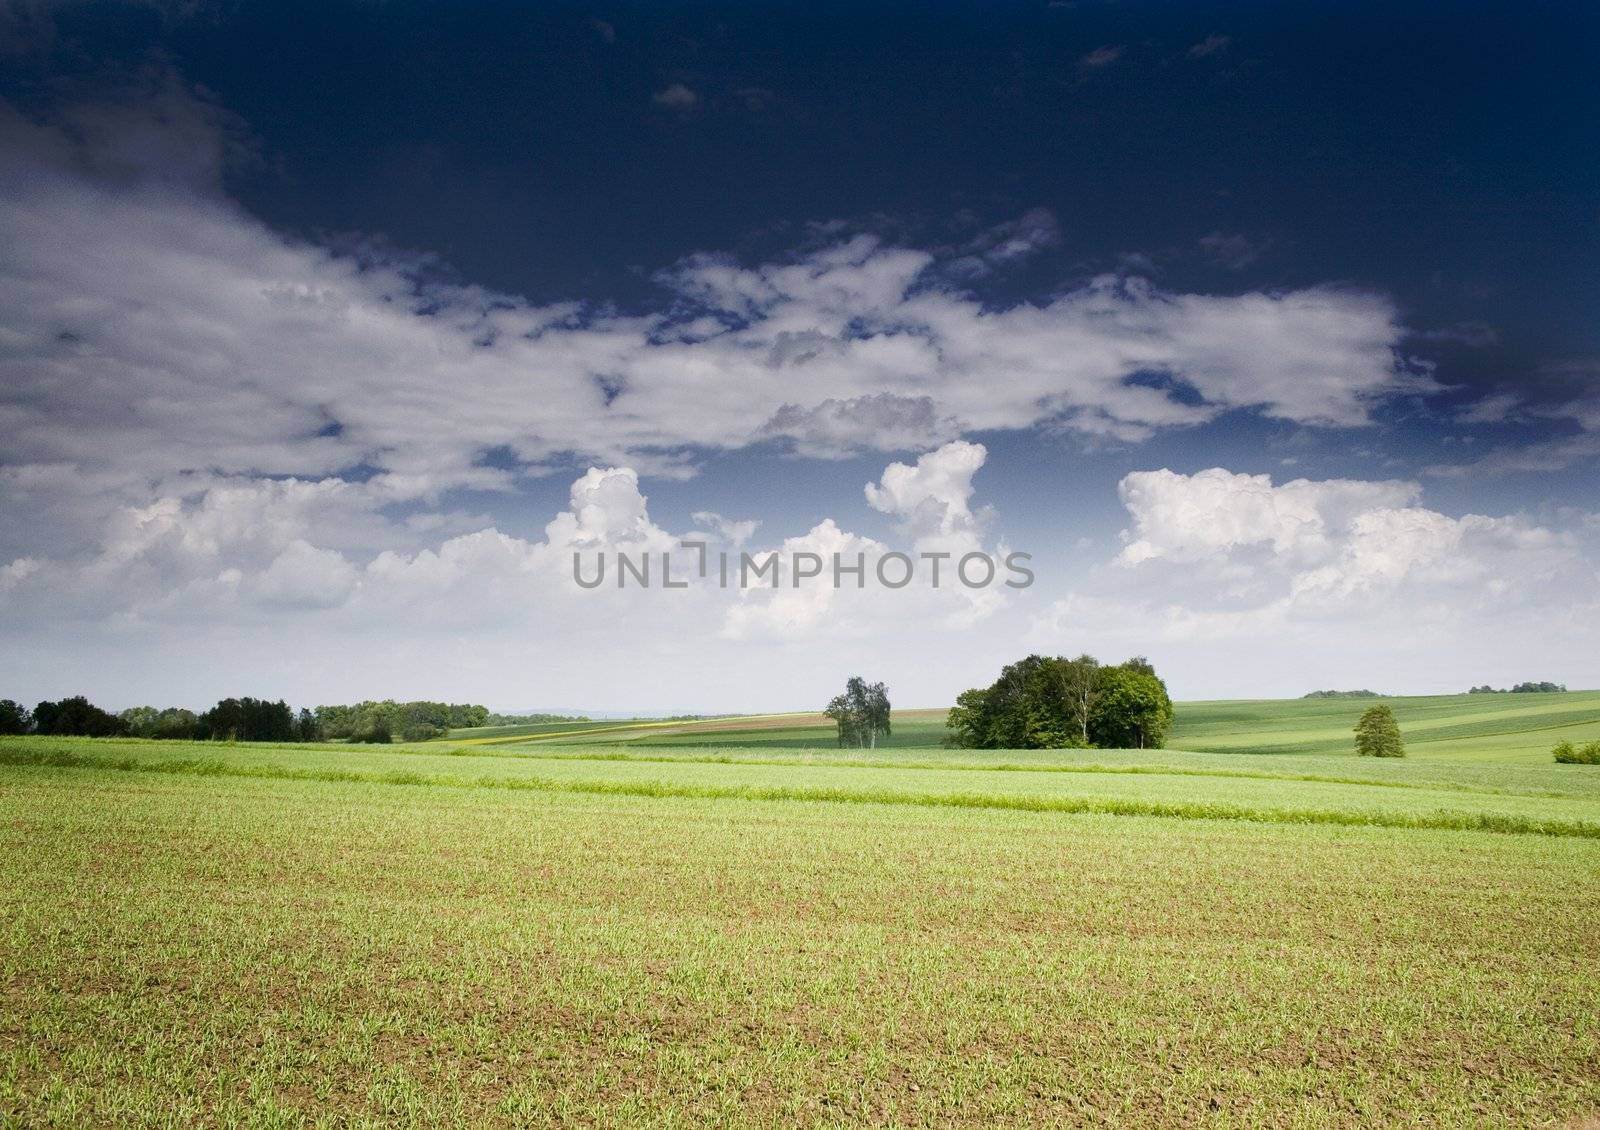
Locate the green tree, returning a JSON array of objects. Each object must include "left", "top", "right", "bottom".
[
  {"left": 1354, "top": 704, "right": 1405, "bottom": 757},
  {"left": 33, "top": 696, "right": 126, "bottom": 737},
  {"left": 826, "top": 676, "right": 891, "bottom": 749},
  {"left": 1088, "top": 666, "right": 1173, "bottom": 749},
  {"left": 1058, "top": 654, "right": 1102, "bottom": 746},
  {"left": 947, "top": 654, "right": 1173, "bottom": 750},
  {"left": 295, "top": 708, "right": 323, "bottom": 743},
  {"left": 0, "top": 699, "right": 33, "bottom": 735},
  {"left": 944, "top": 687, "right": 992, "bottom": 748},
  {"left": 197, "top": 698, "right": 296, "bottom": 742}
]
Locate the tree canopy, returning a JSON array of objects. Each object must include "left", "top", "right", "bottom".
[
  {"left": 946, "top": 654, "right": 1172, "bottom": 750},
  {"left": 313, "top": 700, "right": 490, "bottom": 742},
  {"left": 32, "top": 696, "right": 126, "bottom": 737},
  {"left": 0, "top": 699, "right": 34, "bottom": 735},
  {"left": 1354, "top": 704, "right": 1405, "bottom": 757},
  {"left": 825, "top": 677, "right": 891, "bottom": 749}
]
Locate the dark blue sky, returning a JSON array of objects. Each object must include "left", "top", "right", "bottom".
[{"left": 12, "top": 0, "right": 1598, "bottom": 373}]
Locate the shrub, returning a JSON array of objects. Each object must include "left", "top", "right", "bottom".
[{"left": 1554, "top": 740, "right": 1600, "bottom": 765}]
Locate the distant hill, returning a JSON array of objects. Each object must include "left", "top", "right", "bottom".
[{"left": 1302, "top": 689, "right": 1383, "bottom": 699}]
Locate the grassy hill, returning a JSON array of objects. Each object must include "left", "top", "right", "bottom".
[{"left": 445, "top": 690, "right": 1600, "bottom": 764}]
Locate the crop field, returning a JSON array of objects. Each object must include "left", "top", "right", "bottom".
[
  {"left": 3, "top": 693, "right": 1600, "bottom": 1126},
  {"left": 450, "top": 692, "right": 1600, "bottom": 761}
]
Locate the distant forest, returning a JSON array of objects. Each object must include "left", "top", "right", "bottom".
[
  {"left": 0, "top": 697, "right": 497, "bottom": 743},
  {"left": 1469, "top": 682, "right": 1567, "bottom": 694}
]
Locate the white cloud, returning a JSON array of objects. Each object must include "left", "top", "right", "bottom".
[
  {"left": 1034, "top": 467, "right": 1595, "bottom": 691},
  {"left": 250, "top": 540, "right": 358, "bottom": 609},
  {"left": 865, "top": 440, "right": 987, "bottom": 545},
  {"left": 0, "top": 90, "right": 1428, "bottom": 526},
  {"left": 1115, "top": 468, "right": 1419, "bottom": 565}
]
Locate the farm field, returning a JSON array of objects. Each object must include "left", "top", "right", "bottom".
[
  {"left": 3, "top": 693, "right": 1600, "bottom": 1126},
  {"left": 3, "top": 704, "right": 1600, "bottom": 1120},
  {"left": 448, "top": 690, "right": 1600, "bottom": 763}
]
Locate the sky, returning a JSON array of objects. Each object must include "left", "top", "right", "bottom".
[{"left": 1, "top": 0, "right": 1597, "bottom": 713}]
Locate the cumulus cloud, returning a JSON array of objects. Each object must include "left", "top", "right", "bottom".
[
  {"left": 1, "top": 443, "right": 1016, "bottom": 645},
  {"left": 0, "top": 89, "right": 1430, "bottom": 554},
  {"left": 1021, "top": 465, "right": 1600, "bottom": 699},
  {"left": 865, "top": 440, "right": 987, "bottom": 545},
  {"left": 1115, "top": 468, "right": 1419, "bottom": 565},
  {"left": 250, "top": 540, "right": 358, "bottom": 609},
  {"left": 1036, "top": 467, "right": 1593, "bottom": 676},
  {"left": 724, "top": 441, "right": 1012, "bottom": 640}
]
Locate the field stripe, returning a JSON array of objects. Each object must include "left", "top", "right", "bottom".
[
  {"left": 421, "top": 744, "right": 1594, "bottom": 799},
  {"left": 6, "top": 746, "right": 1600, "bottom": 840}
]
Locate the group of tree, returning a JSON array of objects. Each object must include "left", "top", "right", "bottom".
[
  {"left": 2, "top": 696, "right": 124, "bottom": 737},
  {"left": 1353, "top": 704, "right": 1405, "bottom": 757},
  {"left": 481, "top": 711, "right": 590, "bottom": 727},
  {"left": 1, "top": 695, "right": 491, "bottom": 743},
  {"left": 1302, "top": 689, "right": 1382, "bottom": 699},
  {"left": 313, "top": 700, "right": 489, "bottom": 743},
  {"left": 1469, "top": 682, "right": 1567, "bottom": 694},
  {"left": 945, "top": 654, "right": 1173, "bottom": 750},
  {"left": 1553, "top": 740, "right": 1600, "bottom": 765},
  {"left": 825, "top": 677, "right": 892, "bottom": 748}
]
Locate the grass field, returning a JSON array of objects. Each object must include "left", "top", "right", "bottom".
[
  {"left": 4, "top": 692, "right": 1599, "bottom": 1126},
  {"left": 447, "top": 691, "right": 1600, "bottom": 761}
]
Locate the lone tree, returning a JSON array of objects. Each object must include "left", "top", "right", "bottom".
[
  {"left": 826, "top": 676, "right": 891, "bottom": 749},
  {"left": 1354, "top": 704, "right": 1405, "bottom": 758}
]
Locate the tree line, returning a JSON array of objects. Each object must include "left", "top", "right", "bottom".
[
  {"left": 1469, "top": 682, "right": 1567, "bottom": 694},
  {"left": 945, "top": 654, "right": 1173, "bottom": 749},
  {"left": 0, "top": 696, "right": 491, "bottom": 743}
]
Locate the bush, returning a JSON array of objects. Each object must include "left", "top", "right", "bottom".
[
  {"left": 353, "top": 718, "right": 393, "bottom": 744},
  {"left": 1554, "top": 740, "right": 1600, "bottom": 765}
]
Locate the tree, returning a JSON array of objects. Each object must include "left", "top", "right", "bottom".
[
  {"left": 197, "top": 698, "right": 296, "bottom": 742},
  {"left": 826, "top": 676, "right": 891, "bottom": 749},
  {"left": 295, "top": 708, "right": 323, "bottom": 743},
  {"left": 1354, "top": 704, "right": 1405, "bottom": 757},
  {"left": 1058, "top": 654, "right": 1101, "bottom": 746},
  {"left": 944, "top": 687, "right": 991, "bottom": 749},
  {"left": 0, "top": 699, "right": 31, "bottom": 735},
  {"left": 313, "top": 700, "right": 487, "bottom": 742},
  {"left": 1088, "top": 667, "right": 1173, "bottom": 749},
  {"left": 33, "top": 696, "right": 126, "bottom": 737},
  {"left": 947, "top": 654, "right": 1173, "bottom": 750}
]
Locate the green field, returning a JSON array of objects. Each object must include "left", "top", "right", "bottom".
[
  {"left": 443, "top": 691, "right": 1600, "bottom": 761},
  {"left": 4, "top": 692, "right": 1600, "bottom": 1126}
]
